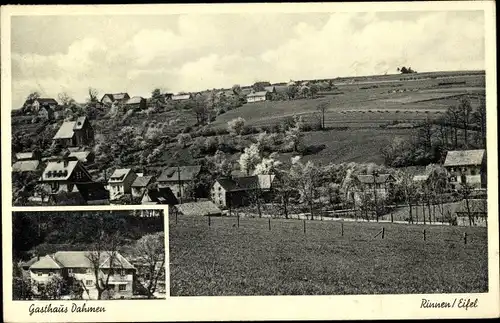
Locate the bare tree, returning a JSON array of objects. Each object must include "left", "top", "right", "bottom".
[
  {"left": 85, "top": 231, "right": 123, "bottom": 300},
  {"left": 88, "top": 87, "right": 99, "bottom": 103},
  {"left": 472, "top": 95, "right": 486, "bottom": 148},
  {"left": 317, "top": 102, "right": 328, "bottom": 130},
  {"left": 445, "top": 105, "right": 461, "bottom": 148},
  {"left": 458, "top": 96, "right": 473, "bottom": 148},
  {"left": 133, "top": 232, "right": 165, "bottom": 299}
]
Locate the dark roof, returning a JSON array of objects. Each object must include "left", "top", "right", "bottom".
[
  {"left": 53, "top": 251, "right": 135, "bottom": 269},
  {"left": 12, "top": 160, "right": 40, "bottom": 172},
  {"left": 356, "top": 174, "right": 395, "bottom": 184},
  {"left": 158, "top": 166, "right": 202, "bottom": 182},
  {"left": 175, "top": 201, "right": 222, "bottom": 216},
  {"left": 216, "top": 176, "right": 260, "bottom": 192},
  {"left": 35, "top": 98, "right": 58, "bottom": 105},
  {"left": 142, "top": 187, "right": 178, "bottom": 205},
  {"left": 101, "top": 93, "right": 130, "bottom": 102},
  {"left": 76, "top": 182, "right": 110, "bottom": 203},
  {"left": 53, "top": 121, "right": 76, "bottom": 139},
  {"left": 444, "top": 150, "right": 485, "bottom": 167},
  {"left": 132, "top": 176, "right": 153, "bottom": 188},
  {"left": 73, "top": 116, "right": 88, "bottom": 130}
]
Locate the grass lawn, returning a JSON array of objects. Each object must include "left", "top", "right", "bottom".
[{"left": 169, "top": 214, "right": 488, "bottom": 296}]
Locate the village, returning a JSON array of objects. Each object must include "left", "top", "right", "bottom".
[{"left": 11, "top": 72, "right": 487, "bottom": 227}]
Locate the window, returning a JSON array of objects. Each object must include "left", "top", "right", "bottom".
[
  {"left": 471, "top": 169, "right": 476, "bottom": 175},
  {"left": 37, "top": 272, "right": 42, "bottom": 276},
  {"left": 176, "top": 191, "right": 180, "bottom": 197},
  {"left": 86, "top": 280, "right": 93, "bottom": 286},
  {"left": 119, "top": 285, "right": 127, "bottom": 291},
  {"left": 68, "top": 269, "right": 73, "bottom": 274},
  {"left": 120, "top": 269, "right": 126, "bottom": 276},
  {"left": 48, "top": 272, "right": 53, "bottom": 276}
]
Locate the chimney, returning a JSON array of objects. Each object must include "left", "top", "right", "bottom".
[{"left": 63, "top": 158, "right": 69, "bottom": 168}]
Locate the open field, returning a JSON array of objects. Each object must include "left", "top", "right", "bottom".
[{"left": 169, "top": 214, "right": 488, "bottom": 296}]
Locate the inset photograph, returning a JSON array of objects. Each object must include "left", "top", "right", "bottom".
[{"left": 12, "top": 209, "right": 166, "bottom": 300}]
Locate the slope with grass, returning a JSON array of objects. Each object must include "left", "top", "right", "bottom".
[{"left": 169, "top": 215, "right": 488, "bottom": 296}]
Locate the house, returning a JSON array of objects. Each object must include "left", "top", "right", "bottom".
[
  {"left": 163, "top": 93, "right": 173, "bottom": 101},
  {"left": 31, "top": 98, "right": 58, "bottom": 113},
  {"left": 174, "top": 201, "right": 222, "bottom": 217},
  {"left": 12, "top": 160, "right": 40, "bottom": 173},
  {"left": 52, "top": 116, "right": 94, "bottom": 147},
  {"left": 211, "top": 175, "right": 275, "bottom": 208},
  {"left": 40, "top": 157, "right": 93, "bottom": 195},
  {"left": 171, "top": 93, "right": 192, "bottom": 101},
  {"left": 28, "top": 251, "right": 135, "bottom": 299},
  {"left": 16, "top": 151, "right": 41, "bottom": 161},
  {"left": 38, "top": 106, "right": 55, "bottom": 121},
  {"left": 124, "top": 96, "right": 147, "bottom": 110},
  {"left": 131, "top": 175, "right": 154, "bottom": 198},
  {"left": 264, "top": 86, "right": 276, "bottom": 94},
  {"left": 100, "top": 93, "right": 130, "bottom": 105},
  {"left": 108, "top": 169, "right": 137, "bottom": 200},
  {"left": 246, "top": 91, "right": 270, "bottom": 103},
  {"left": 67, "top": 150, "right": 95, "bottom": 165},
  {"left": 157, "top": 165, "right": 202, "bottom": 201},
  {"left": 443, "top": 149, "right": 486, "bottom": 190},
  {"left": 141, "top": 187, "right": 178, "bottom": 206},
  {"left": 454, "top": 199, "right": 487, "bottom": 227},
  {"left": 346, "top": 173, "right": 396, "bottom": 206}
]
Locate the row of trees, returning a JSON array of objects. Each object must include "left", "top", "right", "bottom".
[{"left": 382, "top": 95, "right": 486, "bottom": 167}]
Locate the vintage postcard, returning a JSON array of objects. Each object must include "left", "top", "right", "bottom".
[{"left": 2, "top": 1, "right": 499, "bottom": 322}]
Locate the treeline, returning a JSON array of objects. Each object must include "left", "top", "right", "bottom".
[
  {"left": 381, "top": 95, "right": 486, "bottom": 167},
  {"left": 12, "top": 211, "right": 164, "bottom": 261}
]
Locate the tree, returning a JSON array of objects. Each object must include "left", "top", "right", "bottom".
[
  {"left": 39, "top": 275, "right": 65, "bottom": 300},
  {"left": 286, "top": 85, "right": 298, "bottom": 100},
  {"left": 284, "top": 115, "right": 304, "bottom": 152},
  {"left": 58, "top": 92, "right": 76, "bottom": 107},
  {"left": 227, "top": 117, "right": 246, "bottom": 136},
  {"left": 472, "top": 95, "right": 486, "bottom": 147},
  {"left": 445, "top": 104, "right": 461, "bottom": 148},
  {"left": 401, "top": 173, "right": 418, "bottom": 224},
  {"left": 177, "top": 133, "right": 192, "bottom": 148},
  {"left": 289, "top": 156, "right": 319, "bottom": 220},
  {"left": 458, "top": 96, "right": 473, "bottom": 148},
  {"left": 88, "top": 87, "right": 99, "bottom": 103},
  {"left": 239, "top": 143, "right": 262, "bottom": 175},
  {"left": 205, "top": 150, "right": 234, "bottom": 178},
  {"left": 317, "top": 102, "right": 328, "bottom": 130},
  {"left": 231, "top": 84, "right": 241, "bottom": 95},
  {"left": 151, "top": 88, "right": 162, "bottom": 99},
  {"left": 459, "top": 182, "right": 475, "bottom": 226},
  {"left": 85, "top": 231, "right": 123, "bottom": 300},
  {"left": 133, "top": 232, "right": 165, "bottom": 299},
  {"left": 253, "top": 153, "right": 282, "bottom": 175}
]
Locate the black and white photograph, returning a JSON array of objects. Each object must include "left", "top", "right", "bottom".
[
  {"left": 12, "top": 209, "right": 166, "bottom": 300},
  {"left": 1, "top": 1, "right": 498, "bottom": 322}
]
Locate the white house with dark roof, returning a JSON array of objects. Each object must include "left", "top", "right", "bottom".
[
  {"left": 211, "top": 175, "right": 275, "bottom": 208},
  {"left": 52, "top": 116, "right": 94, "bottom": 147},
  {"left": 157, "top": 165, "right": 202, "bottom": 201},
  {"left": 108, "top": 168, "right": 137, "bottom": 200},
  {"left": 346, "top": 173, "right": 396, "bottom": 206},
  {"left": 124, "top": 96, "right": 147, "bottom": 110},
  {"left": 246, "top": 91, "right": 270, "bottom": 103},
  {"left": 40, "top": 158, "right": 93, "bottom": 195},
  {"left": 443, "top": 149, "right": 486, "bottom": 190},
  {"left": 28, "top": 251, "right": 135, "bottom": 299}
]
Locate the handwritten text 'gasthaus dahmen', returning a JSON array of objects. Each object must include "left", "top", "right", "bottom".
[
  {"left": 420, "top": 298, "right": 478, "bottom": 310},
  {"left": 29, "top": 303, "right": 106, "bottom": 316}
]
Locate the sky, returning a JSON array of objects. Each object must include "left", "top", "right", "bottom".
[{"left": 10, "top": 10, "right": 485, "bottom": 108}]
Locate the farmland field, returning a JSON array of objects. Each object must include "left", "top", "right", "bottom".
[{"left": 169, "top": 214, "right": 488, "bottom": 296}]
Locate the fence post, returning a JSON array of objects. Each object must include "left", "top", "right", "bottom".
[
  {"left": 237, "top": 213, "right": 240, "bottom": 228},
  {"left": 303, "top": 219, "right": 306, "bottom": 234},
  {"left": 382, "top": 227, "right": 385, "bottom": 239},
  {"left": 341, "top": 222, "right": 344, "bottom": 236},
  {"left": 268, "top": 218, "right": 271, "bottom": 231},
  {"left": 464, "top": 232, "right": 467, "bottom": 245},
  {"left": 208, "top": 215, "right": 211, "bottom": 227},
  {"left": 175, "top": 210, "right": 178, "bottom": 224},
  {"left": 391, "top": 209, "right": 394, "bottom": 223},
  {"left": 423, "top": 229, "right": 426, "bottom": 241}
]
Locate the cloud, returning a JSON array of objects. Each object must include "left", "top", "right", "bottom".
[{"left": 10, "top": 11, "right": 484, "bottom": 108}]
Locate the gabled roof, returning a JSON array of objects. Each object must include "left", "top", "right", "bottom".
[
  {"left": 444, "top": 150, "right": 485, "bottom": 167},
  {"left": 142, "top": 187, "right": 178, "bottom": 205},
  {"left": 21, "top": 257, "right": 40, "bottom": 269},
  {"left": 35, "top": 98, "right": 58, "bottom": 106},
  {"left": 68, "top": 151, "right": 93, "bottom": 162},
  {"left": 30, "top": 255, "right": 63, "bottom": 269},
  {"left": 101, "top": 93, "right": 130, "bottom": 102},
  {"left": 53, "top": 251, "right": 135, "bottom": 269},
  {"left": 216, "top": 176, "right": 260, "bottom": 192},
  {"left": 125, "top": 96, "right": 145, "bottom": 105},
  {"left": 356, "top": 174, "right": 395, "bottom": 184},
  {"left": 53, "top": 121, "right": 76, "bottom": 139},
  {"left": 41, "top": 160, "right": 80, "bottom": 181},
  {"left": 175, "top": 201, "right": 222, "bottom": 216},
  {"left": 16, "top": 152, "right": 37, "bottom": 160},
  {"left": 264, "top": 86, "right": 275, "bottom": 93},
  {"left": 73, "top": 116, "right": 88, "bottom": 130},
  {"left": 109, "top": 169, "right": 133, "bottom": 183},
  {"left": 247, "top": 91, "right": 268, "bottom": 98},
  {"left": 132, "top": 175, "right": 153, "bottom": 188},
  {"left": 413, "top": 174, "right": 430, "bottom": 182},
  {"left": 157, "top": 166, "right": 202, "bottom": 182},
  {"left": 172, "top": 93, "right": 192, "bottom": 100},
  {"left": 12, "top": 160, "right": 40, "bottom": 172},
  {"left": 76, "top": 182, "right": 110, "bottom": 203}
]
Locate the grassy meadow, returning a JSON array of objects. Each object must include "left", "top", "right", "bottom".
[{"left": 169, "top": 214, "right": 488, "bottom": 296}]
